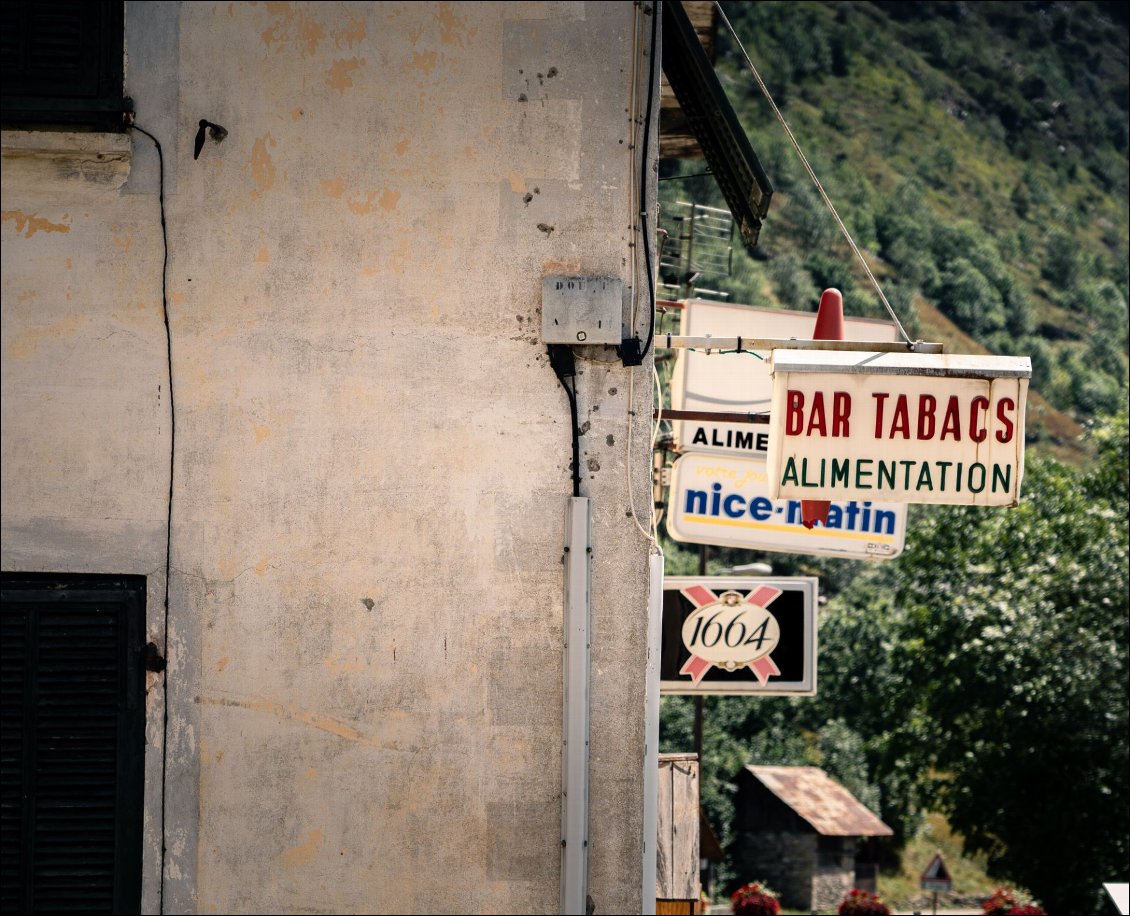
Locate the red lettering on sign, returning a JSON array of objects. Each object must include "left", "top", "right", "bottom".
[
  {"left": 940, "top": 396, "right": 962, "bottom": 440},
  {"left": 890, "top": 394, "right": 910, "bottom": 439},
  {"left": 917, "top": 394, "right": 937, "bottom": 440},
  {"left": 807, "top": 392, "right": 827, "bottom": 436},
  {"left": 833, "top": 391, "right": 851, "bottom": 437},
  {"left": 872, "top": 392, "right": 890, "bottom": 438},
  {"left": 995, "top": 397, "right": 1015, "bottom": 443},
  {"left": 786, "top": 390, "right": 804, "bottom": 436},
  {"left": 970, "top": 396, "right": 989, "bottom": 442}
]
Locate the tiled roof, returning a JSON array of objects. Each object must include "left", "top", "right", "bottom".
[{"left": 746, "top": 765, "right": 893, "bottom": 837}]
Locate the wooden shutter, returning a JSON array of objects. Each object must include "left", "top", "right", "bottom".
[
  {"left": 0, "top": 1, "right": 128, "bottom": 130},
  {"left": 0, "top": 575, "right": 145, "bottom": 914}
]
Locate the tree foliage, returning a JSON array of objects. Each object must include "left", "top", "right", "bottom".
[{"left": 816, "top": 406, "right": 1130, "bottom": 911}]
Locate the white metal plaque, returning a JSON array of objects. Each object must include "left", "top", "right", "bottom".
[
  {"left": 768, "top": 351, "right": 1031, "bottom": 506},
  {"left": 666, "top": 452, "right": 906, "bottom": 559}
]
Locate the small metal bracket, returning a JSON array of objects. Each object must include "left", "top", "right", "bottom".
[{"left": 145, "top": 642, "right": 167, "bottom": 673}]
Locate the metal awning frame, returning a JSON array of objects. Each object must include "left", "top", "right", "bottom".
[{"left": 657, "top": 335, "right": 944, "bottom": 354}]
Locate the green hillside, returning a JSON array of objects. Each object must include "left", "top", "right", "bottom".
[{"left": 659, "top": 0, "right": 1129, "bottom": 457}]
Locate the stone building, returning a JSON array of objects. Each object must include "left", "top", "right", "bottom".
[
  {"left": 730, "top": 765, "right": 893, "bottom": 913},
  {"left": 1, "top": 2, "right": 662, "bottom": 913}
]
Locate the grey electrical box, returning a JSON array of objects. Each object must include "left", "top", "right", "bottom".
[{"left": 542, "top": 276, "right": 623, "bottom": 345}]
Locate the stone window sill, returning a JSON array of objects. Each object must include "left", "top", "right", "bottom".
[{"left": 1, "top": 130, "right": 132, "bottom": 188}]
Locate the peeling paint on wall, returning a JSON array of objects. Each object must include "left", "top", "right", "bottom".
[
  {"left": 250, "top": 134, "right": 277, "bottom": 196},
  {"left": 435, "top": 2, "right": 476, "bottom": 48},
  {"left": 332, "top": 15, "right": 366, "bottom": 50},
  {"left": 407, "top": 50, "right": 438, "bottom": 75},
  {"left": 280, "top": 829, "right": 324, "bottom": 868},
  {"left": 346, "top": 188, "right": 400, "bottom": 215},
  {"left": 199, "top": 694, "right": 375, "bottom": 746},
  {"left": 4, "top": 315, "right": 86, "bottom": 360},
  {"left": 326, "top": 56, "right": 365, "bottom": 91},
  {"left": 1, "top": 210, "right": 71, "bottom": 238},
  {"left": 260, "top": 3, "right": 325, "bottom": 57},
  {"left": 320, "top": 177, "right": 345, "bottom": 198}
]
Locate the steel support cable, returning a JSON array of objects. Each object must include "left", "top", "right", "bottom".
[{"left": 713, "top": 1, "right": 917, "bottom": 348}]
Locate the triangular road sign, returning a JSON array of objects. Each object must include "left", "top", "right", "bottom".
[
  {"left": 920, "top": 852, "right": 953, "bottom": 890},
  {"left": 922, "top": 852, "right": 951, "bottom": 881}
]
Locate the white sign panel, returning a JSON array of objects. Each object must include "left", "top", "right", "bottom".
[
  {"left": 670, "top": 301, "right": 898, "bottom": 455},
  {"left": 667, "top": 452, "right": 907, "bottom": 559},
  {"left": 768, "top": 351, "right": 1031, "bottom": 506}
]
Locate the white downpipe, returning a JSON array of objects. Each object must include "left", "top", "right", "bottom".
[
  {"left": 561, "top": 497, "right": 592, "bottom": 916},
  {"left": 640, "top": 549, "right": 665, "bottom": 915}
]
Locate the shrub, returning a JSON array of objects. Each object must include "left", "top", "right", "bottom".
[
  {"left": 730, "top": 881, "right": 780, "bottom": 916},
  {"left": 837, "top": 887, "right": 891, "bottom": 916},
  {"left": 982, "top": 887, "right": 1048, "bottom": 915}
]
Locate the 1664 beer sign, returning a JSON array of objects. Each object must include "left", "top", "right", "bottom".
[
  {"left": 768, "top": 351, "right": 1031, "bottom": 506},
  {"left": 679, "top": 583, "right": 783, "bottom": 685},
  {"left": 662, "top": 577, "right": 817, "bottom": 696}
]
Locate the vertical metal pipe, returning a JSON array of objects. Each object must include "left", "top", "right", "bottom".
[
  {"left": 561, "top": 497, "right": 592, "bottom": 915},
  {"left": 641, "top": 549, "right": 665, "bottom": 916}
]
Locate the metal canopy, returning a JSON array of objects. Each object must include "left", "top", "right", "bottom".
[
  {"left": 657, "top": 335, "right": 944, "bottom": 354},
  {"left": 661, "top": 0, "right": 773, "bottom": 250}
]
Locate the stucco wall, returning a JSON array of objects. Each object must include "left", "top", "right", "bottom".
[{"left": 1, "top": 2, "right": 657, "bottom": 913}]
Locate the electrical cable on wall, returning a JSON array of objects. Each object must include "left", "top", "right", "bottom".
[
  {"left": 128, "top": 121, "right": 174, "bottom": 915},
  {"left": 619, "top": 0, "right": 660, "bottom": 368},
  {"left": 636, "top": 0, "right": 659, "bottom": 360},
  {"left": 548, "top": 344, "right": 582, "bottom": 498},
  {"left": 622, "top": 1, "right": 661, "bottom": 547}
]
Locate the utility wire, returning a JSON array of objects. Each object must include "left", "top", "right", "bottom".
[
  {"left": 713, "top": 1, "right": 916, "bottom": 348},
  {"left": 638, "top": 0, "right": 660, "bottom": 359},
  {"left": 548, "top": 345, "right": 582, "bottom": 498},
  {"left": 129, "top": 122, "right": 173, "bottom": 915}
]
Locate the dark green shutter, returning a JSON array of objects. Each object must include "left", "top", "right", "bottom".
[
  {"left": 0, "top": 575, "right": 145, "bottom": 914},
  {"left": 0, "top": 1, "right": 130, "bottom": 130}
]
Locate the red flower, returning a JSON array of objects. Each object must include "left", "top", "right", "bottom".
[
  {"left": 982, "top": 887, "right": 1046, "bottom": 915},
  {"left": 837, "top": 887, "right": 891, "bottom": 916},
  {"left": 730, "top": 881, "right": 780, "bottom": 916}
]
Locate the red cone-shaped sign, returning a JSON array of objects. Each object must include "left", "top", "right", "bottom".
[
  {"left": 800, "top": 289, "right": 844, "bottom": 529},
  {"left": 811, "top": 287, "right": 845, "bottom": 340}
]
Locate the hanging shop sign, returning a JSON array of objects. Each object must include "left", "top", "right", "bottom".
[
  {"left": 669, "top": 302, "right": 898, "bottom": 456},
  {"left": 767, "top": 351, "right": 1031, "bottom": 506},
  {"left": 666, "top": 452, "right": 907, "bottom": 559},
  {"left": 660, "top": 576, "right": 817, "bottom": 696}
]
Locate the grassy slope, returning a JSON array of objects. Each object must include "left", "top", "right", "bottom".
[{"left": 879, "top": 812, "right": 1000, "bottom": 911}]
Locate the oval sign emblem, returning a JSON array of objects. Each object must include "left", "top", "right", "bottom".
[{"left": 680, "top": 590, "right": 780, "bottom": 669}]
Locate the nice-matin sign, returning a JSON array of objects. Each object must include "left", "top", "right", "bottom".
[{"left": 767, "top": 351, "right": 1031, "bottom": 506}]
